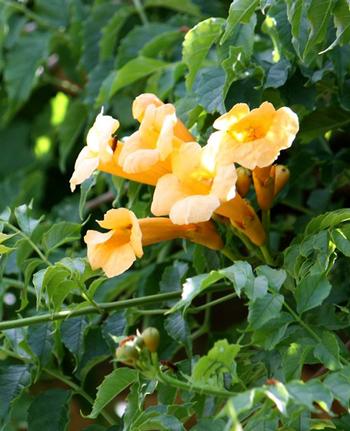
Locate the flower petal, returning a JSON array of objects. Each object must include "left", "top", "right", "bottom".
[
  {"left": 169, "top": 194, "right": 220, "bottom": 224},
  {"left": 132, "top": 93, "right": 163, "bottom": 122},
  {"left": 151, "top": 174, "right": 188, "bottom": 216},
  {"left": 102, "top": 243, "right": 137, "bottom": 278},
  {"left": 69, "top": 147, "right": 99, "bottom": 192},
  {"left": 213, "top": 103, "right": 250, "bottom": 130},
  {"left": 211, "top": 164, "right": 237, "bottom": 201}
]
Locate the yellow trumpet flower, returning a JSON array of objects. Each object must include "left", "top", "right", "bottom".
[
  {"left": 151, "top": 141, "right": 237, "bottom": 224},
  {"left": 208, "top": 102, "right": 299, "bottom": 170},
  {"left": 84, "top": 208, "right": 223, "bottom": 278},
  {"left": 70, "top": 112, "right": 169, "bottom": 191},
  {"left": 118, "top": 93, "right": 194, "bottom": 174}
]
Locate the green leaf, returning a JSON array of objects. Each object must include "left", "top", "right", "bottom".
[
  {"left": 255, "top": 266, "right": 286, "bottom": 292},
  {"left": 323, "top": 366, "right": 350, "bottom": 407},
  {"left": 0, "top": 365, "right": 32, "bottom": 422},
  {"left": 28, "top": 388, "right": 72, "bottom": 431},
  {"left": 79, "top": 174, "right": 96, "bottom": 220},
  {"left": 314, "top": 331, "right": 342, "bottom": 371},
  {"left": 28, "top": 322, "right": 54, "bottom": 366},
  {"left": 221, "top": 0, "right": 259, "bottom": 44},
  {"left": 4, "top": 31, "right": 50, "bottom": 114},
  {"left": 302, "top": 0, "right": 335, "bottom": 63},
  {"left": 99, "top": 6, "right": 135, "bottom": 60},
  {"left": 182, "top": 17, "right": 225, "bottom": 89},
  {"left": 116, "top": 23, "right": 175, "bottom": 67},
  {"left": 332, "top": 227, "right": 350, "bottom": 257},
  {"left": 164, "top": 312, "right": 192, "bottom": 355},
  {"left": 88, "top": 368, "right": 138, "bottom": 419},
  {"left": 295, "top": 273, "right": 332, "bottom": 314},
  {"left": 287, "top": 380, "right": 333, "bottom": 411},
  {"left": 265, "top": 59, "right": 291, "bottom": 88},
  {"left": 286, "top": 0, "right": 310, "bottom": 58},
  {"left": 144, "top": 0, "right": 201, "bottom": 16},
  {"left": 42, "top": 265, "right": 74, "bottom": 311},
  {"left": 252, "top": 312, "right": 293, "bottom": 350},
  {"left": 42, "top": 222, "right": 81, "bottom": 252},
  {"left": 321, "top": 0, "right": 350, "bottom": 52},
  {"left": 33, "top": 0, "right": 69, "bottom": 28},
  {"left": 58, "top": 99, "right": 87, "bottom": 172},
  {"left": 61, "top": 316, "right": 89, "bottom": 365},
  {"left": 305, "top": 209, "right": 350, "bottom": 235},
  {"left": 300, "top": 108, "right": 350, "bottom": 143},
  {"left": 248, "top": 293, "right": 284, "bottom": 330},
  {"left": 193, "top": 66, "right": 226, "bottom": 114},
  {"left": 192, "top": 339, "right": 240, "bottom": 387},
  {"left": 109, "top": 57, "right": 167, "bottom": 98},
  {"left": 14, "top": 204, "right": 41, "bottom": 236}
]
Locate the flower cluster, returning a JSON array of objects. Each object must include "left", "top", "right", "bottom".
[{"left": 70, "top": 94, "right": 299, "bottom": 277}]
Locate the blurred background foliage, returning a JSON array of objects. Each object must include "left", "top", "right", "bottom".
[{"left": 1, "top": 0, "right": 350, "bottom": 430}]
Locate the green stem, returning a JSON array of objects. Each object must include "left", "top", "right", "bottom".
[
  {"left": 0, "top": 291, "right": 182, "bottom": 330},
  {"left": 262, "top": 209, "right": 270, "bottom": 238},
  {"left": 259, "top": 244, "right": 275, "bottom": 266},
  {"left": 157, "top": 370, "right": 235, "bottom": 398},
  {"left": 2, "top": 277, "right": 36, "bottom": 296},
  {"left": 0, "top": 0, "right": 52, "bottom": 29},
  {"left": 283, "top": 301, "right": 322, "bottom": 343},
  {"left": 4, "top": 222, "right": 52, "bottom": 267},
  {"left": 44, "top": 369, "right": 115, "bottom": 426},
  {"left": 189, "top": 292, "right": 237, "bottom": 313},
  {"left": 220, "top": 247, "right": 238, "bottom": 262},
  {"left": 132, "top": 0, "right": 148, "bottom": 25}
]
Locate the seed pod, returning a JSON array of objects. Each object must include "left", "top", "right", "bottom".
[
  {"left": 142, "top": 327, "right": 160, "bottom": 353},
  {"left": 115, "top": 344, "right": 139, "bottom": 366},
  {"left": 236, "top": 167, "right": 252, "bottom": 197}
]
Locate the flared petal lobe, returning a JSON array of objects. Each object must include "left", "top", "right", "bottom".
[{"left": 209, "top": 102, "right": 299, "bottom": 170}]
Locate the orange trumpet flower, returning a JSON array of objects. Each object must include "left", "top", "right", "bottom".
[
  {"left": 84, "top": 208, "right": 223, "bottom": 278},
  {"left": 207, "top": 102, "right": 299, "bottom": 170}
]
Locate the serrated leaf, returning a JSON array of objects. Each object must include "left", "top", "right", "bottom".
[
  {"left": 193, "top": 66, "right": 226, "bottom": 114},
  {"left": 58, "top": 99, "right": 87, "bottom": 171},
  {"left": 14, "top": 204, "right": 41, "bottom": 236},
  {"left": 321, "top": 0, "right": 350, "bottom": 53},
  {"left": 295, "top": 273, "right": 332, "bottom": 314},
  {"left": 192, "top": 339, "right": 240, "bottom": 387},
  {"left": 61, "top": 316, "right": 89, "bottom": 366},
  {"left": 109, "top": 57, "right": 167, "bottom": 99},
  {"left": 144, "top": 0, "right": 201, "bottom": 15},
  {"left": 4, "top": 31, "right": 50, "bottom": 114},
  {"left": 99, "top": 6, "right": 134, "bottom": 60},
  {"left": 248, "top": 293, "right": 284, "bottom": 330},
  {"left": 42, "top": 222, "right": 81, "bottom": 252},
  {"left": 302, "top": 0, "right": 335, "bottom": 63},
  {"left": 314, "top": 331, "right": 342, "bottom": 371},
  {"left": 265, "top": 59, "right": 291, "bottom": 88},
  {"left": 28, "top": 322, "right": 54, "bottom": 367},
  {"left": 0, "top": 365, "right": 32, "bottom": 422},
  {"left": 255, "top": 266, "right": 286, "bottom": 292},
  {"left": 305, "top": 209, "right": 350, "bottom": 234},
  {"left": 221, "top": 0, "right": 259, "bottom": 44},
  {"left": 332, "top": 227, "right": 350, "bottom": 256},
  {"left": 28, "top": 388, "right": 72, "bottom": 431},
  {"left": 182, "top": 17, "right": 224, "bottom": 89},
  {"left": 88, "top": 368, "right": 138, "bottom": 418},
  {"left": 165, "top": 312, "right": 192, "bottom": 355},
  {"left": 323, "top": 366, "right": 350, "bottom": 407}
]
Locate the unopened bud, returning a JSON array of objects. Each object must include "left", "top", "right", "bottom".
[
  {"left": 116, "top": 344, "right": 139, "bottom": 366},
  {"left": 274, "top": 165, "right": 290, "bottom": 196},
  {"left": 236, "top": 167, "right": 252, "bottom": 197},
  {"left": 141, "top": 327, "right": 160, "bottom": 353}
]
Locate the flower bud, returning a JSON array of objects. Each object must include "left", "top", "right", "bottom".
[
  {"left": 115, "top": 344, "right": 139, "bottom": 366},
  {"left": 141, "top": 327, "right": 160, "bottom": 353},
  {"left": 236, "top": 167, "right": 252, "bottom": 197},
  {"left": 274, "top": 165, "right": 290, "bottom": 196},
  {"left": 253, "top": 166, "right": 275, "bottom": 211}
]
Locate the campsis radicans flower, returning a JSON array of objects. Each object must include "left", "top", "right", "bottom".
[
  {"left": 207, "top": 102, "right": 299, "bottom": 170},
  {"left": 84, "top": 208, "right": 223, "bottom": 278}
]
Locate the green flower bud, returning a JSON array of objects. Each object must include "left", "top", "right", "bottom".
[{"left": 141, "top": 327, "right": 160, "bottom": 353}]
